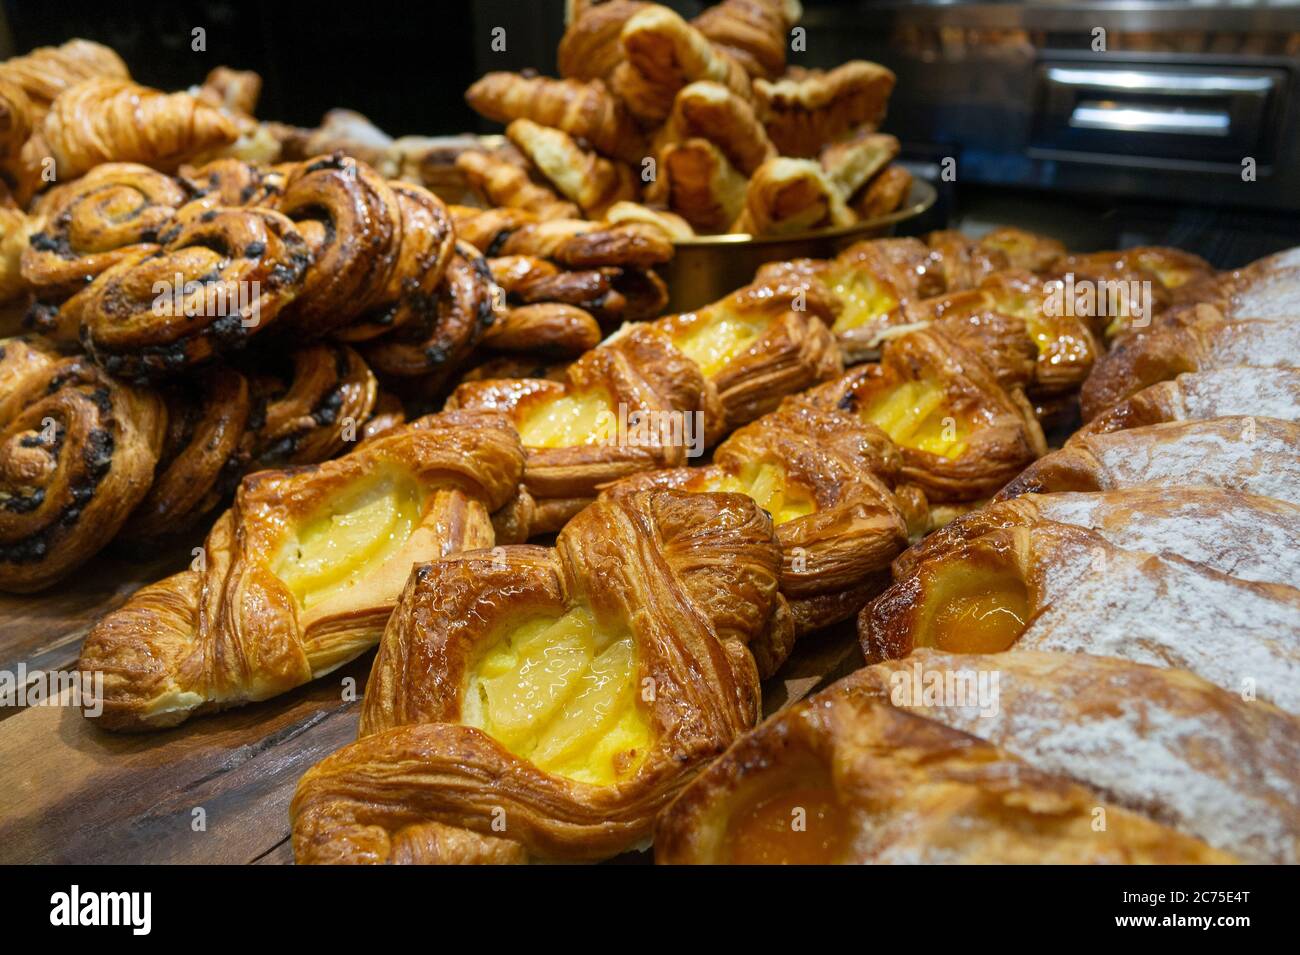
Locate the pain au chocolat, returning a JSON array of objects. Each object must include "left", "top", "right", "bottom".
[
  {"left": 291, "top": 489, "right": 788, "bottom": 864},
  {"left": 77, "top": 411, "right": 524, "bottom": 730},
  {"left": 654, "top": 663, "right": 1234, "bottom": 864}
]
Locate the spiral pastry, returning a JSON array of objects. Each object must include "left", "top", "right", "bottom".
[
  {"left": 0, "top": 336, "right": 165, "bottom": 593},
  {"left": 241, "top": 343, "right": 378, "bottom": 468},
  {"left": 118, "top": 364, "right": 252, "bottom": 543},
  {"left": 72, "top": 206, "right": 311, "bottom": 379},
  {"left": 271, "top": 154, "right": 402, "bottom": 337},
  {"left": 176, "top": 158, "right": 288, "bottom": 218},
  {"left": 0, "top": 79, "right": 34, "bottom": 200},
  {"left": 361, "top": 240, "right": 498, "bottom": 389},
  {"left": 336, "top": 181, "right": 455, "bottom": 342},
  {"left": 21, "top": 163, "right": 189, "bottom": 305}
]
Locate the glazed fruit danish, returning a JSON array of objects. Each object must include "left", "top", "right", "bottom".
[
  {"left": 601, "top": 396, "right": 915, "bottom": 653},
  {"left": 0, "top": 337, "right": 164, "bottom": 593},
  {"left": 290, "top": 489, "right": 788, "bottom": 864},
  {"left": 807, "top": 327, "right": 1045, "bottom": 501},
  {"left": 77, "top": 410, "right": 525, "bottom": 730},
  {"left": 654, "top": 665, "right": 1233, "bottom": 864},
  {"left": 859, "top": 520, "right": 1300, "bottom": 712}
]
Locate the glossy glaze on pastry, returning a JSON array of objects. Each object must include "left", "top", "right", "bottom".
[
  {"left": 654, "top": 668, "right": 1233, "bottom": 863},
  {"left": 77, "top": 411, "right": 525, "bottom": 730},
  {"left": 291, "top": 489, "right": 787, "bottom": 863}
]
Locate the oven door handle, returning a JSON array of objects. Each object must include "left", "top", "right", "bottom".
[{"left": 1068, "top": 100, "right": 1232, "bottom": 137}]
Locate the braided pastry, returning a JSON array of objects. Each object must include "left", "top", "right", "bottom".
[
  {"left": 505, "top": 119, "right": 638, "bottom": 219},
  {"left": 603, "top": 395, "right": 912, "bottom": 649},
  {"left": 454, "top": 147, "right": 581, "bottom": 221},
  {"left": 692, "top": 0, "right": 802, "bottom": 80},
  {"left": 0, "top": 337, "right": 165, "bottom": 593},
  {"left": 655, "top": 663, "right": 1236, "bottom": 863},
  {"left": 290, "top": 488, "right": 787, "bottom": 864},
  {"left": 30, "top": 78, "right": 239, "bottom": 179},
  {"left": 464, "top": 72, "right": 645, "bottom": 164},
  {"left": 0, "top": 79, "right": 35, "bottom": 201},
  {"left": 754, "top": 61, "right": 896, "bottom": 157},
  {"left": 488, "top": 253, "right": 666, "bottom": 326},
  {"left": 613, "top": 5, "right": 753, "bottom": 125},
  {"left": 21, "top": 163, "right": 189, "bottom": 307},
  {"left": 176, "top": 157, "right": 287, "bottom": 216},
  {"left": 67, "top": 206, "right": 312, "bottom": 378},
  {"left": 78, "top": 410, "right": 526, "bottom": 730}
]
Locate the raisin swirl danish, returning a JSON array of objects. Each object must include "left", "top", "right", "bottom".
[
  {"left": 0, "top": 336, "right": 165, "bottom": 593},
  {"left": 78, "top": 410, "right": 525, "bottom": 730},
  {"left": 290, "top": 489, "right": 788, "bottom": 864}
]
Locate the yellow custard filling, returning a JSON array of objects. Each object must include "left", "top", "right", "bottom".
[
  {"left": 516, "top": 388, "right": 615, "bottom": 449},
  {"left": 463, "top": 605, "right": 652, "bottom": 785},
  {"left": 672, "top": 307, "right": 772, "bottom": 377},
  {"left": 826, "top": 267, "right": 899, "bottom": 333},
  {"left": 860, "top": 378, "right": 970, "bottom": 459},
  {"left": 273, "top": 470, "right": 423, "bottom": 610},
  {"left": 701, "top": 460, "right": 815, "bottom": 525}
]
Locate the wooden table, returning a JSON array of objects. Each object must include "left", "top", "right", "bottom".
[{"left": 0, "top": 538, "right": 864, "bottom": 864}]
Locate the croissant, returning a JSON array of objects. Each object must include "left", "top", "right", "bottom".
[
  {"left": 753, "top": 61, "right": 896, "bottom": 158},
  {"left": 601, "top": 396, "right": 913, "bottom": 648},
  {"left": 0, "top": 39, "right": 128, "bottom": 123},
  {"left": 1081, "top": 302, "right": 1300, "bottom": 420},
  {"left": 998, "top": 416, "right": 1300, "bottom": 506},
  {"left": 841, "top": 650, "right": 1298, "bottom": 863},
  {"left": 807, "top": 327, "right": 1046, "bottom": 501},
  {"left": 849, "top": 163, "right": 911, "bottom": 219},
  {"left": 31, "top": 78, "right": 239, "bottom": 179},
  {"left": 655, "top": 666, "right": 1234, "bottom": 863},
  {"left": 488, "top": 253, "right": 666, "bottom": 325},
  {"left": 77, "top": 410, "right": 526, "bottom": 730},
  {"left": 893, "top": 486, "right": 1300, "bottom": 589},
  {"left": 1079, "top": 366, "right": 1299, "bottom": 438},
  {"left": 734, "top": 157, "right": 855, "bottom": 236},
  {"left": 0, "top": 337, "right": 165, "bottom": 593},
  {"left": 504, "top": 119, "right": 638, "bottom": 218},
  {"left": 860, "top": 519, "right": 1300, "bottom": 713},
  {"left": 557, "top": 0, "right": 651, "bottom": 81},
  {"left": 64, "top": 206, "right": 311, "bottom": 379},
  {"left": 453, "top": 147, "right": 581, "bottom": 221},
  {"left": 602, "top": 200, "right": 694, "bottom": 240},
  {"left": 21, "top": 162, "right": 188, "bottom": 307},
  {"left": 613, "top": 5, "right": 753, "bottom": 124},
  {"left": 650, "top": 137, "right": 748, "bottom": 234},
  {"left": 481, "top": 302, "right": 602, "bottom": 357},
  {"left": 692, "top": 0, "right": 802, "bottom": 80},
  {"left": 493, "top": 217, "right": 674, "bottom": 269},
  {"left": 464, "top": 72, "right": 645, "bottom": 164},
  {"left": 291, "top": 489, "right": 788, "bottom": 864},
  {"left": 819, "top": 130, "right": 898, "bottom": 199},
  {"left": 655, "top": 80, "right": 776, "bottom": 176},
  {"left": 195, "top": 65, "right": 262, "bottom": 117}
]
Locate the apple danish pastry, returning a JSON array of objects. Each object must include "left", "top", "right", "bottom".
[
  {"left": 77, "top": 410, "right": 525, "bottom": 730},
  {"left": 808, "top": 327, "right": 1046, "bottom": 501},
  {"left": 654, "top": 667, "right": 1233, "bottom": 863},
  {"left": 601, "top": 396, "right": 912, "bottom": 648},
  {"left": 0, "top": 337, "right": 165, "bottom": 593},
  {"left": 854, "top": 649, "right": 1300, "bottom": 864},
  {"left": 290, "top": 489, "right": 787, "bottom": 864},
  {"left": 859, "top": 520, "right": 1300, "bottom": 712}
]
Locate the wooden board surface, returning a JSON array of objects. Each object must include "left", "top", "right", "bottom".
[{"left": 0, "top": 543, "right": 864, "bottom": 864}]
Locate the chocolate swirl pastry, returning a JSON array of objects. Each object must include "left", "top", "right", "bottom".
[
  {"left": 21, "top": 163, "right": 189, "bottom": 310},
  {"left": 360, "top": 240, "right": 498, "bottom": 392},
  {"left": 241, "top": 342, "right": 378, "bottom": 469},
  {"left": 271, "top": 153, "right": 402, "bottom": 337},
  {"left": 71, "top": 206, "right": 311, "bottom": 379},
  {"left": 0, "top": 336, "right": 165, "bottom": 593},
  {"left": 176, "top": 157, "right": 289, "bottom": 217},
  {"left": 118, "top": 363, "right": 252, "bottom": 543}
]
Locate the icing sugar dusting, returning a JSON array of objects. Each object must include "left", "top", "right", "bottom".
[
  {"left": 1177, "top": 367, "right": 1300, "bottom": 423},
  {"left": 1211, "top": 320, "right": 1300, "bottom": 366}
]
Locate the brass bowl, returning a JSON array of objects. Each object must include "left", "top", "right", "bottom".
[{"left": 661, "top": 178, "right": 936, "bottom": 312}]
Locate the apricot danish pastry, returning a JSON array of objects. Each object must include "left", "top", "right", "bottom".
[
  {"left": 78, "top": 410, "right": 525, "bottom": 730},
  {"left": 0, "top": 337, "right": 165, "bottom": 593},
  {"left": 291, "top": 489, "right": 787, "bottom": 863},
  {"left": 655, "top": 666, "right": 1233, "bottom": 863}
]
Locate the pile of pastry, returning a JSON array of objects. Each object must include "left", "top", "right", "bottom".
[
  {"left": 0, "top": 40, "right": 681, "bottom": 594},
  {"left": 459, "top": 0, "right": 911, "bottom": 236}
]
